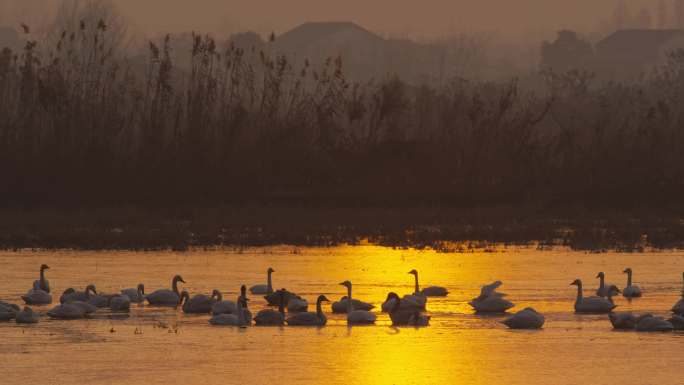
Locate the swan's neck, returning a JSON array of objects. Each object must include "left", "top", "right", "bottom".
[
  {"left": 316, "top": 298, "right": 323, "bottom": 318},
  {"left": 237, "top": 299, "right": 244, "bottom": 325},
  {"left": 39, "top": 268, "right": 46, "bottom": 288},
  {"left": 278, "top": 294, "right": 285, "bottom": 315},
  {"left": 626, "top": 271, "right": 632, "bottom": 287},
  {"left": 172, "top": 279, "right": 179, "bottom": 296},
  {"left": 576, "top": 283, "right": 583, "bottom": 303},
  {"left": 215, "top": 292, "right": 222, "bottom": 301},
  {"left": 598, "top": 276, "right": 605, "bottom": 289},
  {"left": 346, "top": 285, "right": 353, "bottom": 314},
  {"left": 391, "top": 297, "right": 401, "bottom": 313},
  {"left": 413, "top": 273, "right": 420, "bottom": 294},
  {"left": 267, "top": 271, "right": 273, "bottom": 293}
]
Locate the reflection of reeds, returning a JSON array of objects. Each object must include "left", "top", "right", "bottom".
[{"left": 2, "top": 23, "right": 684, "bottom": 211}]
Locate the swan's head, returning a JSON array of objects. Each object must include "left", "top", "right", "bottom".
[
  {"left": 606, "top": 285, "right": 620, "bottom": 296},
  {"left": 408, "top": 269, "right": 418, "bottom": 275},
  {"left": 267, "top": 267, "right": 275, "bottom": 274},
  {"left": 339, "top": 280, "right": 352, "bottom": 288},
  {"left": 173, "top": 275, "right": 186, "bottom": 284},
  {"left": 385, "top": 292, "right": 400, "bottom": 301},
  {"left": 137, "top": 283, "right": 145, "bottom": 294},
  {"left": 62, "top": 288, "right": 75, "bottom": 295},
  {"left": 596, "top": 272, "right": 605, "bottom": 279},
  {"left": 570, "top": 279, "right": 581, "bottom": 286},
  {"left": 623, "top": 268, "right": 632, "bottom": 274},
  {"left": 86, "top": 284, "right": 97, "bottom": 295},
  {"left": 240, "top": 285, "right": 247, "bottom": 296},
  {"left": 316, "top": 295, "right": 330, "bottom": 302},
  {"left": 40, "top": 264, "right": 49, "bottom": 271},
  {"left": 211, "top": 289, "right": 222, "bottom": 300}
]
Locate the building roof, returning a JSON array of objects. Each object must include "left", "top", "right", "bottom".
[
  {"left": 274, "top": 22, "right": 384, "bottom": 52},
  {"left": 597, "top": 29, "right": 684, "bottom": 56}
]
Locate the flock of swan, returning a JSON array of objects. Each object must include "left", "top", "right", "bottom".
[{"left": 2, "top": 264, "right": 684, "bottom": 331}]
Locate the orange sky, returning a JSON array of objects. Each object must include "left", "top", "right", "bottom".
[{"left": 0, "top": 0, "right": 670, "bottom": 40}]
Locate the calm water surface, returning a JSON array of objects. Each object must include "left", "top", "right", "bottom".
[{"left": 1, "top": 246, "right": 683, "bottom": 385}]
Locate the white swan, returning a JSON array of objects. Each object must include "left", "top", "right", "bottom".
[
  {"left": 502, "top": 307, "right": 545, "bottom": 329},
  {"left": 210, "top": 296, "right": 249, "bottom": 326},
  {"left": 86, "top": 287, "right": 111, "bottom": 308},
  {"left": 622, "top": 268, "right": 642, "bottom": 298},
  {"left": 211, "top": 290, "right": 237, "bottom": 315},
  {"left": 121, "top": 284, "right": 145, "bottom": 303},
  {"left": 145, "top": 275, "right": 185, "bottom": 306},
  {"left": 287, "top": 297, "right": 308, "bottom": 312},
  {"left": 250, "top": 267, "right": 275, "bottom": 294},
  {"left": 31, "top": 264, "right": 50, "bottom": 293},
  {"left": 254, "top": 289, "right": 286, "bottom": 325},
  {"left": 265, "top": 288, "right": 299, "bottom": 306},
  {"left": 60, "top": 285, "right": 97, "bottom": 304},
  {"left": 469, "top": 281, "right": 514, "bottom": 313},
  {"left": 571, "top": 279, "right": 616, "bottom": 313},
  {"left": 47, "top": 303, "right": 88, "bottom": 319},
  {"left": 381, "top": 292, "right": 424, "bottom": 312},
  {"left": 109, "top": 295, "right": 131, "bottom": 312},
  {"left": 596, "top": 272, "right": 616, "bottom": 297},
  {"left": 22, "top": 288, "right": 52, "bottom": 305},
  {"left": 385, "top": 292, "right": 430, "bottom": 326},
  {"left": 340, "top": 281, "right": 376, "bottom": 325},
  {"left": 609, "top": 312, "right": 637, "bottom": 329},
  {"left": 15, "top": 307, "right": 40, "bottom": 324},
  {"left": 180, "top": 290, "right": 217, "bottom": 314},
  {"left": 331, "top": 296, "right": 375, "bottom": 313},
  {"left": 635, "top": 314, "right": 674, "bottom": 332},
  {"left": 408, "top": 269, "right": 448, "bottom": 297},
  {"left": 671, "top": 273, "right": 684, "bottom": 315},
  {"left": 286, "top": 295, "right": 330, "bottom": 326}
]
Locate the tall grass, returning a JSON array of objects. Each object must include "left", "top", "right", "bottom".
[{"left": 2, "top": 22, "right": 684, "bottom": 208}]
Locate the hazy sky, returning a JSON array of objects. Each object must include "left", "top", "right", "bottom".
[{"left": 0, "top": 0, "right": 668, "bottom": 40}]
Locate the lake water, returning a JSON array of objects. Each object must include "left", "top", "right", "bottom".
[{"left": 1, "top": 245, "right": 683, "bottom": 385}]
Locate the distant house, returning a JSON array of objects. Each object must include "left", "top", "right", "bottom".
[{"left": 595, "top": 29, "right": 684, "bottom": 79}]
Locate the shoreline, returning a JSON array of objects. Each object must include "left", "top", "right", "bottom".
[{"left": 1, "top": 205, "right": 682, "bottom": 251}]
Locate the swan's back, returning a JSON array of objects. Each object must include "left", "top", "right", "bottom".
[
  {"left": 503, "top": 308, "right": 545, "bottom": 329},
  {"left": 145, "top": 289, "right": 179, "bottom": 306},
  {"left": 121, "top": 288, "right": 144, "bottom": 303},
  {"left": 210, "top": 313, "right": 240, "bottom": 326},
  {"left": 575, "top": 296, "right": 615, "bottom": 313},
  {"left": 22, "top": 289, "right": 52, "bottom": 305},
  {"left": 347, "top": 310, "right": 376, "bottom": 324},
  {"left": 212, "top": 300, "right": 237, "bottom": 315},
  {"left": 254, "top": 309, "right": 284, "bottom": 325},
  {"left": 286, "top": 312, "right": 321, "bottom": 326}
]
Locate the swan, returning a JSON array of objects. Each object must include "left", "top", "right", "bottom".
[
  {"left": 381, "top": 292, "right": 425, "bottom": 312},
  {"left": 211, "top": 290, "right": 237, "bottom": 315},
  {"left": 635, "top": 314, "right": 674, "bottom": 332},
  {"left": 180, "top": 290, "right": 217, "bottom": 314},
  {"left": 22, "top": 288, "right": 52, "bottom": 305},
  {"left": 86, "top": 287, "right": 112, "bottom": 308},
  {"left": 15, "top": 307, "right": 40, "bottom": 324},
  {"left": 145, "top": 275, "right": 186, "bottom": 306},
  {"left": 0, "top": 303, "right": 17, "bottom": 321},
  {"left": 286, "top": 295, "right": 330, "bottom": 326},
  {"left": 210, "top": 296, "right": 249, "bottom": 326},
  {"left": 250, "top": 267, "right": 275, "bottom": 294},
  {"left": 287, "top": 297, "right": 308, "bottom": 313},
  {"left": 340, "top": 281, "right": 376, "bottom": 325},
  {"left": 408, "top": 269, "right": 448, "bottom": 297},
  {"left": 667, "top": 314, "right": 684, "bottom": 330},
  {"left": 571, "top": 279, "right": 616, "bottom": 313},
  {"left": 254, "top": 289, "right": 286, "bottom": 326},
  {"left": 622, "top": 268, "right": 642, "bottom": 298},
  {"left": 31, "top": 264, "right": 50, "bottom": 293},
  {"left": 596, "top": 272, "right": 616, "bottom": 297},
  {"left": 47, "top": 303, "right": 88, "bottom": 319},
  {"left": 331, "top": 296, "right": 375, "bottom": 314},
  {"left": 671, "top": 273, "right": 684, "bottom": 315},
  {"left": 609, "top": 312, "right": 637, "bottom": 329},
  {"left": 469, "top": 281, "right": 514, "bottom": 313},
  {"left": 385, "top": 293, "right": 430, "bottom": 326},
  {"left": 68, "top": 301, "right": 97, "bottom": 315},
  {"left": 265, "top": 289, "right": 299, "bottom": 306},
  {"left": 60, "top": 285, "right": 97, "bottom": 304},
  {"left": 121, "top": 284, "right": 145, "bottom": 303},
  {"left": 109, "top": 294, "right": 131, "bottom": 311},
  {"left": 502, "top": 307, "right": 545, "bottom": 329}
]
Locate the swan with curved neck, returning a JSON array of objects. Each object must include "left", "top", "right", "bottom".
[
  {"left": 286, "top": 295, "right": 330, "bottom": 326},
  {"left": 595, "top": 272, "right": 615, "bottom": 297},
  {"left": 121, "top": 284, "right": 145, "bottom": 303},
  {"left": 408, "top": 269, "right": 449, "bottom": 297},
  {"left": 622, "top": 268, "right": 642, "bottom": 298},
  {"left": 32, "top": 264, "right": 50, "bottom": 293},
  {"left": 145, "top": 275, "right": 186, "bottom": 306},
  {"left": 250, "top": 267, "right": 275, "bottom": 294},
  {"left": 571, "top": 279, "right": 616, "bottom": 313},
  {"left": 180, "top": 289, "right": 218, "bottom": 314},
  {"left": 386, "top": 292, "right": 430, "bottom": 326},
  {"left": 210, "top": 295, "right": 248, "bottom": 326},
  {"left": 340, "top": 281, "right": 376, "bottom": 325},
  {"left": 469, "top": 281, "right": 514, "bottom": 313}
]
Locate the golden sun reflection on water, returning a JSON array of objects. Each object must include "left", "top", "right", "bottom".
[{"left": 1, "top": 246, "right": 684, "bottom": 385}]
